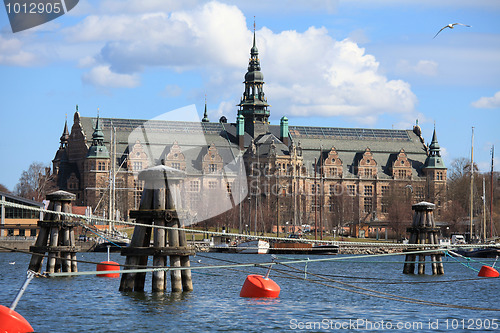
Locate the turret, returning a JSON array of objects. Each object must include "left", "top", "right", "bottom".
[
  {"left": 86, "top": 114, "right": 109, "bottom": 159},
  {"left": 237, "top": 23, "right": 270, "bottom": 138},
  {"left": 202, "top": 99, "right": 209, "bottom": 123}
]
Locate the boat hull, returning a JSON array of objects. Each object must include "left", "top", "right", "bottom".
[{"left": 237, "top": 240, "right": 270, "bottom": 254}]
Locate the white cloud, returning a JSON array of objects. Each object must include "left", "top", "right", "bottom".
[
  {"left": 396, "top": 59, "right": 438, "bottom": 77},
  {"left": 160, "top": 84, "right": 183, "bottom": 97},
  {"left": 65, "top": 2, "right": 249, "bottom": 73},
  {"left": 471, "top": 91, "right": 500, "bottom": 109},
  {"left": 82, "top": 65, "right": 139, "bottom": 88},
  {"left": 0, "top": 35, "right": 37, "bottom": 66},
  {"left": 18, "top": 0, "right": 417, "bottom": 123},
  {"left": 258, "top": 28, "right": 417, "bottom": 122}
]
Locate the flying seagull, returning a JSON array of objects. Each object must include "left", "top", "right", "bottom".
[{"left": 433, "top": 23, "right": 471, "bottom": 39}]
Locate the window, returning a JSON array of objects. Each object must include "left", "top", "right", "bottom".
[
  {"left": 134, "top": 179, "right": 144, "bottom": 191},
  {"left": 311, "top": 184, "right": 317, "bottom": 194},
  {"left": 133, "top": 179, "right": 144, "bottom": 209},
  {"left": 329, "top": 167, "right": 336, "bottom": 177},
  {"left": 98, "top": 161, "right": 107, "bottom": 171},
  {"left": 398, "top": 169, "right": 407, "bottom": 179},
  {"left": 30, "top": 229, "right": 37, "bottom": 237},
  {"left": 189, "top": 193, "right": 200, "bottom": 209},
  {"left": 189, "top": 180, "right": 200, "bottom": 192},
  {"left": 208, "top": 164, "right": 217, "bottom": 173},
  {"left": 226, "top": 182, "right": 232, "bottom": 194},
  {"left": 172, "top": 162, "right": 180, "bottom": 170},
  {"left": 134, "top": 190, "right": 141, "bottom": 209},
  {"left": 67, "top": 180, "right": 78, "bottom": 190},
  {"left": 364, "top": 197, "right": 372, "bottom": 213},
  {"left": 381, "top": 185, "right": 389, "bottom": 196},
  {"left": 329, "top": 184, "right": 336, "bottom": 196},
  {"left": 415, "top": 187, "right": 424, "bottom": 200},
  {"left": 364, "top": 185, "right": 373, "bottom": 196},
  {"left": 208, "top": 181, "right": 217, "bottom": 189},
  {"left": 19, "top": 229, "right": 25, "bottom": 237},
  {"left": 133, "top": 161, "right": 142, "bottom": 171},
  {"left": 347, "top": 185, "right": 356, "bottom": 196},
  {"left": 381, "top": 202, "right": 388, "bottom": 213},
  {"left": 329, "top": 198, "right": 335, "bottom": 212},
  {"left": 364, "top": 168, "right": 372, "bottom": 178}
]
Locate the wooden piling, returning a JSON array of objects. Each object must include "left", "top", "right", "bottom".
[
  {"left": 28, "top": 191, "right": 80, "bottom": 275},
  {"left": 152, "top": 187, "right": 166, "bottom": 292},
  {"left": 403, "top": 202, "right": 444, "bottom": 275},
  {"left": 119, "top": 165, "right": 195, "bottom": 293}
]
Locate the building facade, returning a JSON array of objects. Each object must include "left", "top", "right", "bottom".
[
  {"left": 0, "top": 191, "right": 44, "bottom": 237},
  {"left": 50, "top": 32, "right": 447, "bottom": 237}
]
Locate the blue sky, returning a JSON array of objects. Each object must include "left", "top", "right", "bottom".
[{"left": 0, "top": 0, "right": 499, "bottom": 191}]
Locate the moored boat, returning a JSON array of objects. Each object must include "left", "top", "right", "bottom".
[
  {"left": 237, "top": 239, "right": 270, "bottom": 254},
  {"left": 453, "top": 246, "right": 500, "bottom": 258}
]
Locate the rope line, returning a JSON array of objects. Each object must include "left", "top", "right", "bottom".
[
  {"left": 278, "top": 262, "right": 500, "bottom": 312},
  {"left": 3, "top": 199, "right": 498, "bottom": 249},
  {"left": 196, "top": 253, "right": 496, "bottom": 285}
]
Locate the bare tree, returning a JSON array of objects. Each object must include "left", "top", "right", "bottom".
[
  {"left": 384, "top": 185, "right": 413, "bottom": 240},
  {"left": 14, "top": 162, "right": 54, "bottom": 201},
  {"left": 0, "top": 184, "right": 10, "bottom": 193},
  {"left": 441, "top": 200, "right": 467, "bottom": 235}
]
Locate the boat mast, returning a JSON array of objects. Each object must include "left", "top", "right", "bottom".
[
  {"left": 470, "top": 127, "right": 474, "bottom": 242},
  {"left": 108, "top": 123, "right": 113, "bottom": 231},
  {"left": 483, "top": 176, "right": 486, "bottom": 243},
  {"left": 314, "top": 158, "right": 318, "bottom": 240},
  {"left": 491, "top": 145, "right": 495, "bottom": 238},
  {"left": 108, "top": 125, "right": 116, "bottom": 232}
]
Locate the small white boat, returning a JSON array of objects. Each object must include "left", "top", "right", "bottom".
[{"left": 237, "top": 239, "right": 270, "bottom": 254}]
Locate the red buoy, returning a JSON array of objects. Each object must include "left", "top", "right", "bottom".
[
  {"left": 240, "top": 275, "right": 280, "bottom": 298},
  {"left": 96, "top": 261, "right": 120, "bottom": 278},
  {"left": 478, "top": 265, "right": 499, "bottom": 278},
  {"left": 0, "top": 304, "right": 33, "bottom": 333}
]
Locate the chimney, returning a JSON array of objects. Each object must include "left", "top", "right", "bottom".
[
  {"left": 280, "top": 116, "right": 289, "bottom": 146},
  {"left": 237, "top": 114, "right": 245, "bottom": 150}
]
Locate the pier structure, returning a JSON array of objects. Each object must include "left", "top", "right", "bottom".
[
  {"left": 403, "top": 202, "right": 444, "bottom": 275},
  {"left": 119, "top": 165, "right": 194, "bottom": 292},
  {"left": 28, "top": 190, "right": 80, "bottom": 274}
]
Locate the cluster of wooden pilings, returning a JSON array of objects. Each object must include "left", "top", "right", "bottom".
[
  {"left": 28, "top": 190, "right": 80, "bottom": 274},
  {"left": 119, "top": 165, "right": 194, "bottom": 292},
  {"left": 403, "top": 202, "right": 444, "bottom": 275}
]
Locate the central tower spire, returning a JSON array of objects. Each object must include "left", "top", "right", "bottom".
[{"left": 238, "top": 20, "right": 270, "bottom": 138}]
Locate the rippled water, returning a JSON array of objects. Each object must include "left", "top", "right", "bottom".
[{"left": 1, "top": 252, "right": 499, "bottom": 332}]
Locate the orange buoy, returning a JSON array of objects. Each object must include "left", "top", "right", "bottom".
[
  {"left": 240, "top": 275, "right": 280, "bottom": 298},
  {"left": 0, "top": 305, "right": 33, "bottom": 333},
  {"left": 478, "top": 265, "right": 499, "bottom": 278},
  {"left": 96, "top": 261, "right": 120, "bottom": 278}
]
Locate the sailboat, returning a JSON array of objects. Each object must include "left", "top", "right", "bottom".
[{"left": 455, "top": 141, "right": 499, "bottom": 257}]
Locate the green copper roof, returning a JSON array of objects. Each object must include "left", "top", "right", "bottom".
[
  {"left": 423, "top": 128, "right": 446, "bottom": 169},
  {"left": 86, "top": 116, "right": 109, "bottom": 158},
  {"left": 202, "top": 102, "right": 209, "bottom": 123}
]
